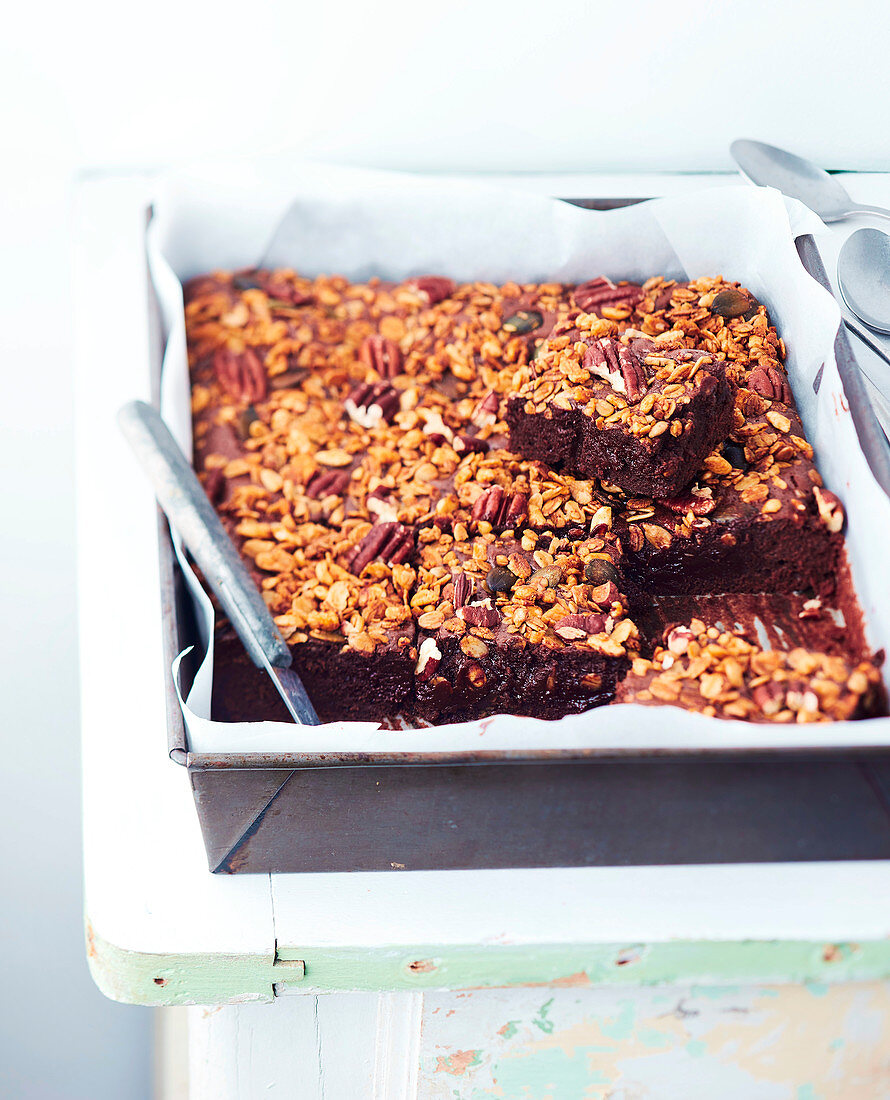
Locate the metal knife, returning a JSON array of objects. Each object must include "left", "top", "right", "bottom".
[{"left": 118, "top": 400, "right": 320, "bottom": 725}]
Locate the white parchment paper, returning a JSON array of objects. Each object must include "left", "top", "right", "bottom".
[{"left": 145, "top": 162, "right": 890, "bottom": 753}]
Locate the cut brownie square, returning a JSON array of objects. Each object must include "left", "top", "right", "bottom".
[
  {"left": 506, "top": 311, "right": 734, "bottom": 498},
  {"left": 234, "top": 519, "right": 417, "bottom": 722},
  {"left": 614, "top": 395, "right": 843, "bottom": 597},
  {"left": 411, "top": 527, "right": 637, "bottom": 722},
  {"left": 617, "top": 619, "right": 883, "bottom": 722}
]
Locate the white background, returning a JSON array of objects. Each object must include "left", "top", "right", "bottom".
[{"left": 2, "top": 1, "right": 890, "bottom": 1097}]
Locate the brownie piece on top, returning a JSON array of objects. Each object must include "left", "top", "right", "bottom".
[
  {"left": 617, "top": 620, "right": 882, "bottom": 723},
  {"left": 411, "top": 527, "right": 637, "bottom": 722},
  {"left": 506, "top": 309, "right": 734, "bottom": 498}
]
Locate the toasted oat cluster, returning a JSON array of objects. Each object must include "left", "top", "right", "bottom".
[
  {"left": 617, "top": 621, "right": 882, "bottom": 723},
  {"left": 185, "top": 267, "right": 881, "bottom": 724}
]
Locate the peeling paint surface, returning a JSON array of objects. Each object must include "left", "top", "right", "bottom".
[{"left": 418, "top": 982, "right": 890, "bottom": 1098}]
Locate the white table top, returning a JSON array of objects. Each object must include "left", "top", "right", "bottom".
[{"left": 77, "top": 170, "right": 890, "bottom": 1005}]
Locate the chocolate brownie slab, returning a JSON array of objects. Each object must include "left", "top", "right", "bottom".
[{"left": 183, "top": 264, "right": 879, "bottom": 726}]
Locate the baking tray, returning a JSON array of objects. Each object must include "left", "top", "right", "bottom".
[{"left": 154, "top": 198, "right": 890, "bottom": 873}]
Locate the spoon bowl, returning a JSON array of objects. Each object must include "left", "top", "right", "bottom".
[
  {"left": 730, "top": 140, "right": 890, "bottom": 224},
  {"left": 837, "top": 228, "right": 890, "bottom": 335}
]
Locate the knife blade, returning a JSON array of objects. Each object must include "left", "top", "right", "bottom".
[
  {"left": 256, "top": 646, "right": 322, "bottom": 726},
  {"left": 118, "top": 400, "right": 320, "bottom": 726}
]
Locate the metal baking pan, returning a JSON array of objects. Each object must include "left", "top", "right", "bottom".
[{"left": 153, "top": 198, "right": 890, "bottom": 872}]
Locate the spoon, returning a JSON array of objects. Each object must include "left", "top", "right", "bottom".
[
  {"left": 730, "top": 140, "right": 890, "bottom": 224},
  {"left": 837, "top": 228, "right": 890, "bottom": 334},
  {"left": 834, "top": 229, "right": 890, "bottom": 442}
]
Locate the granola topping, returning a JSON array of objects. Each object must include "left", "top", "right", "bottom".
[
  {"left": 184, "top": 265, "right": 879, "bottom": 725},
  {"left": 623, "top": 623, "right": 881, "bottom": 723}
]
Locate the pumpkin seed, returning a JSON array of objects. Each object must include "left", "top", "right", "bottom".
[
  {"left": 236, "top": 405, "right": 260, "bottom": 440},
  {"left": 503, "top": 310, "right": 543, "bottom": 335},
  {"left": 584, "top": 558, "right": 621, "bottom": 586},
  {"left": 529, "top": 563, "right": 563, "bottom": 588},
  {"left": 722, "top": 441, "right": 748, "bottom": 470},
  {"left": 485, "top": 566, "right": 517, "bottom": 594},
  {"left": 710, "top": 287, "right": 754, "bottom": 319},
  {"left": 270, "top": 369, "right": 307, "bottom": 391}
]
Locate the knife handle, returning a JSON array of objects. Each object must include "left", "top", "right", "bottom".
[{"left": 118, "top": 400, "right": 292, "bottom": 670}]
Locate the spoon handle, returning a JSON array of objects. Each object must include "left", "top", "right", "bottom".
[
  {"left": 844, "top": 202, "right": 890, "bottom": 223},
  {"left": 844, "top": 315, "right": 890, "bottom": 370},
  {"left": 842, "top": 319, "right": 890, "bottom": 438}
]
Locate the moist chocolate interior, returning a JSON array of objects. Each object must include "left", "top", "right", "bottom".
[
  {"left": 211, "top": 550, "right": 882, "bottom": 725},
  {"left": 506, "top": 372, "right": 735, "bottom": 499}
]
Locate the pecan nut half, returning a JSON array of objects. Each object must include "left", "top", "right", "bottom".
[
  {"left": 664, "top": 624, "right": 695, "bottom": 656},
  {"left": 573, "top": 276, "right": 643, "bottom": 314},
  {"left": 583, "top": 338, "right": 648, "bottom": 402},
  {"left": 305, "top": 469, "right": 351, "bottom": 499},
  {"left": 453, "top": 433, "right": 489, "bottom": 455},
  {"left": 344, "top": 381, "right": 401, "bottom": 427},
  {"left": 233, "top": 270, "right": 313, "bottom": 306},
  {"left": 662, "top": 487, "right": 718, "bottom": 516},
  {"left": 360, "top": 335, "right": 403, "bottom": 379},
  {"left": 366, "top": 487, "right": 400, "bottom": 524},
  {"left": 348, "top": 522, "right": 414, "bottom": 574},
  {"left": 471, "top": 390, "right": 500, "bottom": 427},
  {"left": 263, "top": 278, "right": 314, "bottom": 306},
  {"left": 626, "top": 525, "right": 645, "bottom": 553},
  {"left": 555, "top": 612, "right": 607, "bottom": 640},
  {"left": 415, "top": 637, "right": 442, "bottom": 681},
  {"left": 452, "top": 571, "right": 473, "bottom": 610},
  {"left": 213, "top": 347, "right": 268, "bottom": 403},
  {"left": 408, "top": 276, "right": 455, "bottom": 305},
  {"left": 457, "top": 600, "right": 501, "bottom": 628},
  {"left": 752, "top": 681, "right": 785, "bottom": 716},
  {"left": 748, "top": 365, "right": 791, "bottom": 404},
  {"left": 470, "top": 486, "right": 529, "bottom": 528}
]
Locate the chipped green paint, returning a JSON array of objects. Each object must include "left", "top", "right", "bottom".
[
  {"left": 532, "top": 998, "right": 555, "bottom": 1034},
  {"left": 637, "top": 1026, "right": 673, "bottom": 1049},
  {"left": 692, "top": 984, "right": 744, "bottom": 1000},
  {"left": 489, "top": 1046, "right": 608, "bottom": 1099},
  {"left": 498, "top": 1020, "right": 521, "bottom": 1039},
  {"left": 805, "top": 982, "right": 830, "bottom": 997},
  {"left": 417, "top": 982, "right": 890, "bottom": 1097},
  {"left": 599, "top": 1001, "right": 636, "bottom": 1041},
  {"left": 87, "top": 920, "right": 890, "bottom": 1006}
]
